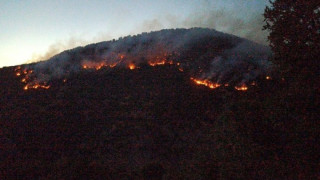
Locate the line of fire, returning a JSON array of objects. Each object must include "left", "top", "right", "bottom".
[{"left": 14, "top": 53, "right": 271, "bottom": 91}]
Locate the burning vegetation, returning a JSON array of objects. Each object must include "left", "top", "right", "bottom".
[
  {"left": 14, "top": 66, "right": 50, "bottom": 91},
  {"left": 190, "top": 77, "right": 221, "bottom": 89},
  {"left": 15, "top": 28, "right": 272, "bottom": 92},
  {"left": 16, "top": 57, "right": 271, "bottom": 91}
]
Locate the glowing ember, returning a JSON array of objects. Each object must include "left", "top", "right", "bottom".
[
  {"left": 110, "top": 63, "right": 117, "bottom": 68},
  {"left": 23, "top": 84, "right": 50, "bottom": 91},
  {"left": 235, "top": 84, "right": 248, "bottom": 91},
  {"left": 148, "top": 60, "right": 166, "bottom": 66},
  {"left": 168, "top": 61, "right": 174, "bottom": 65},
  {"left": 190, "top": 78, "right": 221, "bottom": 89},
  {"left": 82, "top": 63, "right": 106, "bottom": 70},
  {"left": 15, "top": 66, "right": 21, "bottom": 71},
  {"left": 129, "top": 63, "right": 136, "bottom": 70},
  {"left": 14, "top": 66, "right": 51, "bottom": 91},
  {"left": 15, "top": 53, "right": 254, "bottom": 93}
]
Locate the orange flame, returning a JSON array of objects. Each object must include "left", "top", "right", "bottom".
[
  {"left": 190, "top": 78, "right": 221, "bottom": 89},
  {"left": 148, "top": 60, "right": 166, "bottom": 66},
  {"left": 235, "top": 84, "right": 248, "bottom": 91},
  {"left": 23, "top": 84, "right": 50, "bottom": 91},
  {"left": 15, "top": 66, "right": 21, "bottom": 71},
  {"left": 129, "top": 63, "right": 136, "bottom": 70}
]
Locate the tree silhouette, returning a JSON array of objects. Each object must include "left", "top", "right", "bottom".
[{"left": 264, "top": 0, "right": 320, "bottom": 84}]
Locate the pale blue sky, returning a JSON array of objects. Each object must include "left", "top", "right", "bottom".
[{"left": 0, "top": 0, "right": 269, "bottom": 67}]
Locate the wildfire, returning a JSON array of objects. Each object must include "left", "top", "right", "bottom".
[
  {"left": 81, "top": 57, "right": 122, "bottom": 70},
  {"left": 148, "top": 60, "right": 166, "bottom": 66},
  {"left": 191, "top": 77, "right": 250, "bottom": 91},
  {"left": 190, "top": 78, "right": 221, "bottom": 89},
  {"left": 148, "top": 59, "right": 174, "bottom": 67},
  {"left": 14, "top": 66, "right": 51, "bottom": 91},
  {"left": 234, "top": 84, "right": 248, "bottom": 91},
  {"left": 82, "top": 63, "right": 106, "bottom": 70},
  {"left": 129, "top": 63, "right": 136, "bottom": 70},
  {"left": 15, "top": 53, "right": 254, "bottom": 92},
  {"left": 23, "top": 84, "right": 50, "bottom": 91}
]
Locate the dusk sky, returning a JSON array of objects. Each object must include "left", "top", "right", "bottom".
[{"left": 0, "top": 0, "right": 269, "bottom": 68}]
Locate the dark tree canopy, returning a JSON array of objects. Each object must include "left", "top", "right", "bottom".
[{"left": 264, "top": 0, "right": 320, "bottom": 83}]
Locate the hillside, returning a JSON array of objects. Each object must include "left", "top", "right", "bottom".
[
  {"left": 0, "top": 28, "right": 319, "bottom": 179},
  {"left": 20, "top": 28, "right": 271, "bottom": 91}
]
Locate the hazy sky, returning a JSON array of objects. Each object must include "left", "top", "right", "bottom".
[{"left": 0, "top": 0, "right": 269, "bottom": 67}]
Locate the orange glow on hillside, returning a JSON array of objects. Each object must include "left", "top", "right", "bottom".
[
  {"left": 190, "top": 77, "right": 221, "bottom": 89},
  {"left": 14, "top": 53, "right": 256, "bottom": 93},
  {"left": 129, "top": 63, "right": 136, "bottom": 70},
  {"left": 148, "top": 60, "right": 166, "bottom": 66},
  {"left": 15, "top": 66, "right": 50, "bottom": 91},
  {"left": 148, "top": 60, "right": 175, "bottom": 67},
  {"left": 235, "top": 84, "right": 248, "bottom": 91},
  {"left": 23, "top": 84, "right": 50, "bottom": 91}
]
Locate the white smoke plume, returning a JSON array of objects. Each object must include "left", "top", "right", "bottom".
[{"left": 24, "top": 28, "right": 271, "bottom": 87}]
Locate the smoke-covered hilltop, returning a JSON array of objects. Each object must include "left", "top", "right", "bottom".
[{"left": 27, "top": 28, "right": 271, "bottom": 86}]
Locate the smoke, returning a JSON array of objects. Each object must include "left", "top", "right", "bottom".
[
  {"left": 182, "top": 9, "right": 269, "bottom": 45},
  {"left": 134, "top": 5, "right": 269, "bottom": 45},
  {"left": 27, "top": 33, "right": 114, "bottom": 64},
  {"left": 24, "top": 28, "right": 271, "bottom": 87},
  {"left": 205, "top": 40, "right": 272, "bottom": 84}
]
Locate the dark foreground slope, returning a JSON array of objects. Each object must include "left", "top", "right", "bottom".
[{"left": 0, "top": 63, "right": 319, "bottom": 179}]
